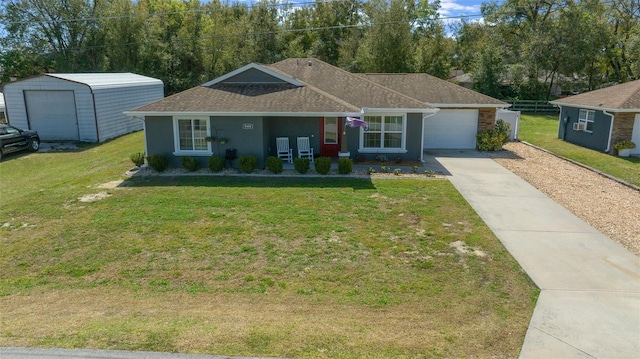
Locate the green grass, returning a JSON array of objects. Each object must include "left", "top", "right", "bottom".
[
  {"left": 518, "top": 114, "right": 640, "bottom": 186},
  {"left": 0, "top": 131, "right": 538, "bottom": 358}
]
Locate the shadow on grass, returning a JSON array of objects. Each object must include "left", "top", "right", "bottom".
[{"left": 122, "top": 174, "right": 378, "bottom": 190}]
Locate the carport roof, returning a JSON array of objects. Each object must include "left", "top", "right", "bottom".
[{"left": 46, "top": 73, "right": 163, "bottom": 90}]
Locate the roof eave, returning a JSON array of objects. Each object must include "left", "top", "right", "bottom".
[
  {"left": 428, "top": 103, "right": 510, "bottom": 108},
  {"left": 550, "top": 102, "right": 640, "bottom": 113},
  {"left": 362, "top": 107, "right": 438, "bottom": 113},
  {"left": 124, "top": 111, "right": 366, "bottom": 118}
]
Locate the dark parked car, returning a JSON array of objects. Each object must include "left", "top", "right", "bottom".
[{"left": 0, "top": 124, "right": 40, "bottom": 161}]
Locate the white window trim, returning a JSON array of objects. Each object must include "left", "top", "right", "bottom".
[
  {"left": 358, "top": 113, "right": 408, "bottom": 154},
  {"left": 578, "top": 109, "right": 595, "bottom": 133},
  {"left": 172, "top": 116, "right": 213, "bottom": 156}
]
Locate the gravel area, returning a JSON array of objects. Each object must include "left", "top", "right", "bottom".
[{"left": 487, "top": 142, "right": 640, "bottom": 257}]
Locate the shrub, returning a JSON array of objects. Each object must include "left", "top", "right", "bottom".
[
  {"left": 266, "top": 156, "right": 283, "bottom": 174},
  {"left": 614, "top": 140, "right": 636, "bottom": 151},
  {"left": 129, "top": 152, "right": 145, "bottom": 167},
  {"left": 208, "top": 155, "right": 224, "bottom": 172},
  {"left": 477, "top": 119, "right": 510, "bottom": 151},
  {"left": 393, "top": 168, "right": 402, "bottom": 175},
  {"left": 337, "top": 158, "right": 353, "bottom": 174},
  {"left": 238, "top": 155, "right": 258, "bottom": 173},
  {"left": 375, "top": 154, "right": 388, "bottom": 162},
  {"left": 181, "top": 156, "right": 198, "bottom": 171},
  {"left": 314, "top": 157, "right": 332, "bottom": 175},
  {"left": 294, "top": 157, "right": 310, "bottom": 174},
  {"left": 147, "top": 153, "right": 169, "bottom": 172}
]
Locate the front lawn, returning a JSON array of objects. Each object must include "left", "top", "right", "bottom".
[
  {"left": 0, "top": 132, "right": 537, "bottom": 358},
  {"left": 518, "top": 114, "right": 640, "bottom": 187}
]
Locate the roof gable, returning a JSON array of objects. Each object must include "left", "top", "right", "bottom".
[
  {"left": 550, "top": 79, "right": 640, "bottom": 112},
  {"left": 202, "top": 63, "right": 304, "bottom": 87}
]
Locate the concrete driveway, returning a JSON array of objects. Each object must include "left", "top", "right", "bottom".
[{"left": 431, "top": 150, "right": 640, "bottom": 358}]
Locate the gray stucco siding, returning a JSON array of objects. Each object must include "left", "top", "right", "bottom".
[
  {"left": 144, "top": 116, "right": 178, "bottom": 166},
  {"left": 405, "top": 113, "right": 424, "bottom": 161},
  {"left": 264, "top": 117, "right": 321, "bottom": 159},
  {"left": 558, "top": 106, "right": 611, "bottom": 151},
  {"left": 210, "top": 116, "right": 265, "bottom": 168}
]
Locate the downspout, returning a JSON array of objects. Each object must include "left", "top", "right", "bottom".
[
  {"left": 420, "top": 110, "right": 439, "bottom": 163},
  {"left": 603, "top": 110, "right": 615, "bottom": 153}
]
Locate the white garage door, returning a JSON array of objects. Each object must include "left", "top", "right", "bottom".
[
  {"left": 423, "top": 109, "right": 479, "bottom": 149},
  {"left": 25, "top": 90, "right": 79, "bottom": 141}
]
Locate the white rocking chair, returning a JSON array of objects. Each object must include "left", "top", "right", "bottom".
[
  {"left": 297, "top": 136, "right": 314, "bottom": 163},
  {"left": 276, "top": 137, "right": 293, "bottom": 163}
]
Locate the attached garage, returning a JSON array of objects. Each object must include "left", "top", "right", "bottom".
[
  {"left": 2, "top": 73, "right": 163, "bottom": 142},
  {"left": 423, "top": 109, "right": 479, "bottom": 149}
]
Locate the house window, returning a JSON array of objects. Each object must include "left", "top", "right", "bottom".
[
  {"left": 173, "top": 117, "right": 211, "bottom": 154},
  {"left": 360, "top": 114, "right": 406, "bottom": 153},
  {"left": 578, "top": 109, "right": 595, "bottom": 132}
]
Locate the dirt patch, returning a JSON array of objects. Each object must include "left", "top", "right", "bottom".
[
  {"left": 39, "top": 142, "right": 80, "bottom": 152},
  {"left": 97, "top": 180, "right": 124, "bottom": 189},
  {"left": 449, "top": 240, "right": 487, "bottom": 257},
  {"left": 79, "top": 192, "right": 111, "bottom": 203}
]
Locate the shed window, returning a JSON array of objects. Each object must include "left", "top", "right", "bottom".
[
  {"left": 173, "top": 117, "right": 211, "bottom": 155},
  {"left": 578, "top": 109, "right": 595, "bottom": 132},
  {"left": 359, "top": 114, "right": 406, "bottom": 153}
]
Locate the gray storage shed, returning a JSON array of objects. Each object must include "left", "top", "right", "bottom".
[{"left": 2, "top": 73, "right": 163, "bottom": 142}]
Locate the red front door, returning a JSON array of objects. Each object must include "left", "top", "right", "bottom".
[{"left": 320, "top": 117, "right": 341, "bottom": 157}]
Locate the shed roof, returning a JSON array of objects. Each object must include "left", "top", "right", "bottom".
[
  {"left": 46, "top": 73, "right": 163, "bottom": 90},
  {"left": 550, "top": 79, "right": 640, "bottom": 112}
]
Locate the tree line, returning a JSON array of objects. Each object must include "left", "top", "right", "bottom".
[{"left": 1, "top": 0, "right": 638, "bottom": 99}]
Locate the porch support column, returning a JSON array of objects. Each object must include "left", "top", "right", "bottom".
[{"left": 341, "top": 117, "right": 348, "bottom": 153}]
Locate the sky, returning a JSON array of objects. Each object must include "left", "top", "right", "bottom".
[{"left": 439, "top": 0, "right": 485, "bottom": 20}]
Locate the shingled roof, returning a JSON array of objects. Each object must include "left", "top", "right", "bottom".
[
  {"left": 131, "top": 82, "right": 359, "bottom": 114},
  {"left": 131, "top": 58, "right": 506, "bottom": 115},
  {"left": 359, "top": 73, "right": 508, "bottom": 107},
  {"left": 550, "top": 79, "right": 640, "bottom": 112},
  {"left": 267, "top": 59, "right": 432, "bottom": 110}
]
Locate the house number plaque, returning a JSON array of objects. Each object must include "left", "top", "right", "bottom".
[{"left": 242, "top": 123, "right": 253, "bottom": 130}]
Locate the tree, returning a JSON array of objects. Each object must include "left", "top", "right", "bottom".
[
  {"left": 472, "top": 42, "right": 506, "bottom": 98},
  {"left": 0, "top": 0, "right": 104, "bottom": 72},
  {"left": 357, "top": 0, "right": 415, "bottom": 73}
]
